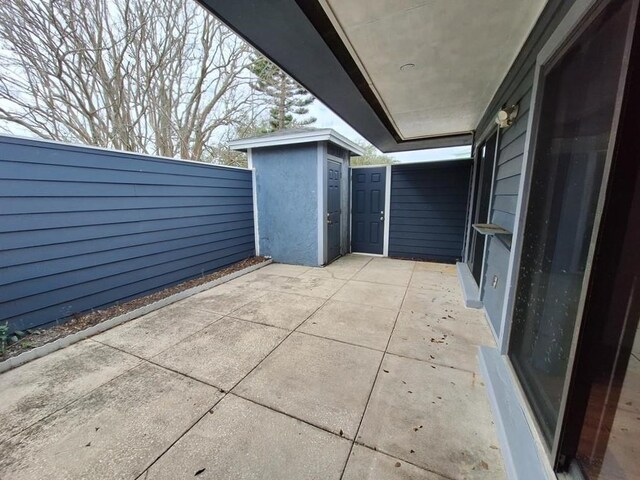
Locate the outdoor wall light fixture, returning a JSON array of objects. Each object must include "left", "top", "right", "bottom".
[
  {"left": 495, "top": 104, "right": 519, "bottom": 128},
  {"left": 399, "top": 63, "right": 416, "bottom": 71}
]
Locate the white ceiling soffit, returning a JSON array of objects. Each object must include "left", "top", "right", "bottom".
[{"left": 319, "top": 0, "right": 547, "bottom": 140}]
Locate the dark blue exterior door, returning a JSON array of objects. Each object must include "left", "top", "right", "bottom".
[
  {"left": 351, "top": 167, "right": 386, "bottom": 254},
  {"left": 327, "top": 160, "right": 341, "bottom": 262}
]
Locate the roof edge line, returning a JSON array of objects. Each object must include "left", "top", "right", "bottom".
[{"left": 228, "top": 129, "right": 365, "bottom": 155}]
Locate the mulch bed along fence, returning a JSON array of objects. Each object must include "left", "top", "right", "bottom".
[{"left": 1, "top": 256, "right": 267, "bottom": 363}]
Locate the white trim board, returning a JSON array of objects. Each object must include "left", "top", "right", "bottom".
[
  {"left": 229, "top": 128, "right": 365, "bottom": 156},
  {"left": 383, "top": 165, "right": 391, "bottom": 257},
  {"left": 248, "top": 149, "right": 260, "bottom": 256},
  {"left": 317, "top": 142, "right": 326, "bottom": 266},
  {"left": 478, "top": 129, "right": 500, "bottom": 304}
]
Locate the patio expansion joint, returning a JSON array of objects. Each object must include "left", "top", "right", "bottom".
[
  {"left": 228, "top": 391, "right": 356, "bottom": 440},
  {"left": 1, "top": 349, "right": 146, "bottom": 443},
  {"left": 384, "top": 350, "right": 480, "bottom": 375},
  {"left": 91, "top": 339, "right": 226, "bottom": 392},
  {"left": 351, "top": 440, "right": 459, "bottom": 480},
  {"left": 337, "top": 260, "right": 417, "bottom": 480},
  {"left": 222, "top": 314, "right": 389, "bottom": 357}
]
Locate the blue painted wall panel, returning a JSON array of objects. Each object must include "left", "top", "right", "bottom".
[
  {"left": 472, "top": 0, "right": 577, "bottom": 332},
  {"left": 0, "top": 136, "right": 255, "bottom": 332},
  {"left": 389, "top": 161, "right": 471, "bottom": 263},
  {"left": 253, "top": 144, "right": 318, "bottom": 266}
]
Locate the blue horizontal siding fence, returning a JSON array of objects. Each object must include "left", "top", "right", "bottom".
[
  {"left": 0, "top": 136, "right": 255, "bottom": 332},
  {"left": 388, "top": 161, "right": 471, "bottom": 263}
]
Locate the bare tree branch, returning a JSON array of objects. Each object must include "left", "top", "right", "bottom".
[{"left": 0, "top": 0, "right": 259, "bottom": 160}]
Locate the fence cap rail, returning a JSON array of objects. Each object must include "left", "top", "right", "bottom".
[{"left": 0, "top": 134, "right": 250, "bottom": 172}]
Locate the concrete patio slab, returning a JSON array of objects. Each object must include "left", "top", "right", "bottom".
[
  {"left": 332, "top": 254, "right": 373, "bottom": 267},
  {"left": 352, "top": 260, "right": 414, "bottom": 286},
  {"left": 153, "top": 317, "right": 287, "bottom": 390},
  {"left": 186, "top": 283, "right": 269, "bottom": 315},
  {"left": 0, "top": 340, "right": 140, "bottom": 441},
  {"left": 0, "top": 255, "right": 506, "bottom": 480},
  {"left": 300, "top": 255, "right": 372, "bottom": 281},
  {"left": 414, "top": 261, "right": 457, "bottom": 274},
  {"left": 299, "top": 299, "right": 397, "bottom": 350},
  {"left": 357, "top": 354, "right": 504, "bottom": 479},
  {"left": 227, "top": 271, "right": 292, "bottom": 290},
  {"left": 145, "top": 394, "right": 351, "bottom": 480},
  {"left": 409, "top": 270, "right": 460, "bottom": 292},
  {"left": 333, "top": 280, "right": 406, "bottom": 310},
  {"left": 299, "top": 266, "right": 357, "bottom": 280},
  {"left": 235, "top": 332, "right": 382, "bottom": 439},
  {"left": 259, "top": 263, "right": 312, "bottom": 277},
  {"left": 231, "top": 291, "right": 324, "bottom": 330},
  {"left": 343, "top": 445, "right": 448, "bottom": 480},
  {"left": 266, "top": 275, "right": 347, "bottom": 299},
  {"left": 93, "top": 301, "right": 222, "bottom": 358},
  {"left": 388, "top": 310, "right": 495, "bottom": 372},
  {"left": 0, "top": 362, "right": 221, "bottom": 480},
  {"left": 369, "top": 257, "right": 416, "bottom": 270},
  {"left": 402, "top": 286, "right": 470, "bottom": 316}
]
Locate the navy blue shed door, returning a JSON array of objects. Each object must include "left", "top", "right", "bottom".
[
  {"left": 327, "top": 160, "right": 341, "bottom": 262},
  {"left": 351, "top": 167, "right": 386, "bottom": 254}
]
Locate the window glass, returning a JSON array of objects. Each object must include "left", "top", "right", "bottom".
[{"left": 508, "top": 0, "right": 631, "bottom": 447}]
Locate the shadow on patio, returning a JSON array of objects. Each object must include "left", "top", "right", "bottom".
[{"left": 0, "top": 255, "right": 503, "bottom": 479}]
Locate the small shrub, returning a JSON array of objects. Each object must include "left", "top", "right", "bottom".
[{"left": 0, "top": 322, "right": 8, "bottom": 355}]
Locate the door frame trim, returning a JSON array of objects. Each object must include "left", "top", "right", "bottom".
[
  {"left": 478, "top": 130, "right": 500, "bottom": 303},
  {"left": 326, "top": 155, "right": 344, "bottom": 262},
  {"left": 350, "top": 165, "right": 388, "bottom": 256},
  {"left": 247, "top": 148, "right": 260, "bottom": 256},
  {"left": 382, "top": 164, "right": 391, "bottom": 257},
  {"left": 317, "top": 142, "right": 326, "bottom": 265}
]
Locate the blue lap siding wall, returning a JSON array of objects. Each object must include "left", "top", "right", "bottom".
[
  {"left": 389, "top": 161, "right": 471, "bottom": 263},
  {"left": 471, "top": 0, "right": 577, "bottom": 334},
  {"left": 0, "top": 136, "right": 255, "bottom": 332}
]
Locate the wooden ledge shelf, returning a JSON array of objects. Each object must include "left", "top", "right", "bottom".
[
  {"left": 472, "top": 223, "right": 512, "bottom": 236},
  {"left": 473, "top": 223, "right": 512, "bottom": 249}
]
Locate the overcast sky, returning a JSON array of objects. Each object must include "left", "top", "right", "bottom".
[{"left": 308, "top": 100, "right": 472, "bottom": 163}]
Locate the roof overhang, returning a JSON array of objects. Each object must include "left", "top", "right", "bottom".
[
  {"left": 228, "top": 128, "right": 365, "bottom": 156},
  {"left": 198, "top": 0, "right": 546, "bottom": 153}
]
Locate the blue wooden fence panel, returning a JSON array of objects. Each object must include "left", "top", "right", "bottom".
[
  {"left": 389, "top": 161, "right": 471, "bottom": 263},
  {"left": 0, "top": 136, "right": 255, "bottom": 332}
]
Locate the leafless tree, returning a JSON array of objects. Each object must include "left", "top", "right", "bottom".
[{"left": 0, "top": 0, "right": 259, "bottom": 160}]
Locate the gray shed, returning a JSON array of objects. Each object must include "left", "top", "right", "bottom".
[{"left": 229, "top": 129, "right": 363, "bottom": 266}]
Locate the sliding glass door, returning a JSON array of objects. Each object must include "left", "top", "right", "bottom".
[{"left": 508, "top": 0, "right": 633, "bottom": 450}]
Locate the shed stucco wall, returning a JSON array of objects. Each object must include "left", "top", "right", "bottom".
[{"left": 253, "top": 144, "right": 319, "bottom": 266}]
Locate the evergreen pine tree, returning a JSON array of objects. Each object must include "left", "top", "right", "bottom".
[{"left": 249, "top": 55, "right": 316, "bottom": 131}]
